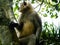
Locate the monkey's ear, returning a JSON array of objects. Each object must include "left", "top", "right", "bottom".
[{"left": 23, "top": 2, "right": 27, "bottom": 5}]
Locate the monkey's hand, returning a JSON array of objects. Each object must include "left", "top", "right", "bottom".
[
  {"left": 9, "top": 21, "right": 24, "bottom": 31},
  {"left": 17, "top": 22, "right": 24, "bottom": 31},
  {"left": 8, "top": 21, "right": 18, "bottom": 30}
]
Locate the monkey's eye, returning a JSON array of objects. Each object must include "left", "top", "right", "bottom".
[{"left": 23, "top": 2, "right": 27, "bottom": 5}]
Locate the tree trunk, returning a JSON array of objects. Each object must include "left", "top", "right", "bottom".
[{"left": 0, "top": 0, "right": 15, "bottom": 45}]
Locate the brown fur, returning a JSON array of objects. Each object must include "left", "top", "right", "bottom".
[
  {"left": 9, "top": 2, "right": 42, "bottom": 45},
  {"left": 20, "top": 20, "right": 35, "bottom": 37},
  {"left": 18, "top": 2, "right": 35, "bottom": 38}
]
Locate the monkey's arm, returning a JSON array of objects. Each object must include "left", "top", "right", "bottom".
[
  {"left": 9, "top": 21, "right": 24, "bottom": 30},
  {"left": 33, "top": 13, "right": 42, "bottom": 45}
]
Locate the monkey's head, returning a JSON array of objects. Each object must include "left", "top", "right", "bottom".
[{"left": 19, "top": 2, "right": 34, "bottom": 13}]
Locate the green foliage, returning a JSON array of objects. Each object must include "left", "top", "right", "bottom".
[
  {"left": 43, "top": 14, "right": 47, "bottom": 17},
  {"left": 13, "top": 2, "right": 19, "bottom": 12},
  {"left": 41, "top": 22, "right": 60, "bottom": 45},
  {"left": 32, "top": 0, "right": 35, "bottom": 3},
  {"left": 51, "top": 13, "right": 58, "bottom": 18},
  {"left": 52, "top": 0, "right": 58, "bottom": 3},
  {"left": 59, "top": 28, "right": 60, "bottom": 39},
  {"left": 15, "top": 14, "right": 19, "bottom": 19},
  {"left": 38, "top": 0, "right": 42, "bottom": 2},
  {"left": 0, "top": 37, "right": 2, "bottom": 45},
  {"left": 58, "top": 3, "right": 60, "bottom": 11}
]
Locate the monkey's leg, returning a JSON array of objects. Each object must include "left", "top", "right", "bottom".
[
  {"left": 19, "top": 34, "right": 36, "bottom": 45},
  {"left": 27, "top": 34, "right": 36, "bottom": 45},
  {"left": 19, "top": 38, "right": 29, "bottom": 45},
  {"left": 19, "top": 36, "right": 30, "bottom": 45}
]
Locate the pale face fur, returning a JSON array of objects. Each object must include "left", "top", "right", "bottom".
[{"left": 19, "top": 2, "right": 34, "bottom": 14}]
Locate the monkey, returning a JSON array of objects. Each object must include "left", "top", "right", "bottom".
[{"left": 9, "top": 1, "right": 42, "bottom": 45}]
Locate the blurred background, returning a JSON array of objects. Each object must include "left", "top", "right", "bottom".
[{"left": 0, "top": 0, "right": 60, "bottom": 45}]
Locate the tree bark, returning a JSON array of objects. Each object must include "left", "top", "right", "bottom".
[{"left": 0, "top": 0, "right": 15, "bottom": 45}]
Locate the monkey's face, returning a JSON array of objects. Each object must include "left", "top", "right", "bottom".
[{"left": 19, "top": 2, "right": 32, "bottom": 13}]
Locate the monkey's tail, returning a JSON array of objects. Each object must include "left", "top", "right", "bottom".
[
  {"left": 35, "top": 27, "right": 42, "bottom": 45},
  {"left": 36, "top": 28, "right": 42, "bottom": 45}
]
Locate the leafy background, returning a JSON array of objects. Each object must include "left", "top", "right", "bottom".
[{"left": 0, "top": 0, "right": 60, "bottom": 45}]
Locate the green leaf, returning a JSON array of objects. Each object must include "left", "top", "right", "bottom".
[
  {"left": 14, "top": 14, "right": 19, "bottom": 19},
  {"left": 16, "top": 0, "right": 20, "bottom": 2},
  {"left": 51, "top": 15, "right": 53, "bottom": 18},
  {"left": 43, "top": 14, "right": 47, "bottom": 17},
  {"left": 52, "top": 0, "right": 58, "bottom": 3},
  {"left": 38, "top": 0, "right": 42, "bottom": 2},
  {"left": 13, "top": 3, "right": 19, "bottom": 12},
  {"left": 51, "top": 13, "right": 58, "bottom": 18},
  {"left": 13, "top": 7, "right": 17, "bottom": 12},
  {"left": 32, "top": 0, "right": 34, "bottom": 3},
  {"left": 59, "top": 28, "right": 60, "bottom": 38}
]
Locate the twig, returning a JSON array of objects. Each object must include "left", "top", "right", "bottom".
[{"left": 34, "top": 0, "right": 44, "bottom": 12}]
